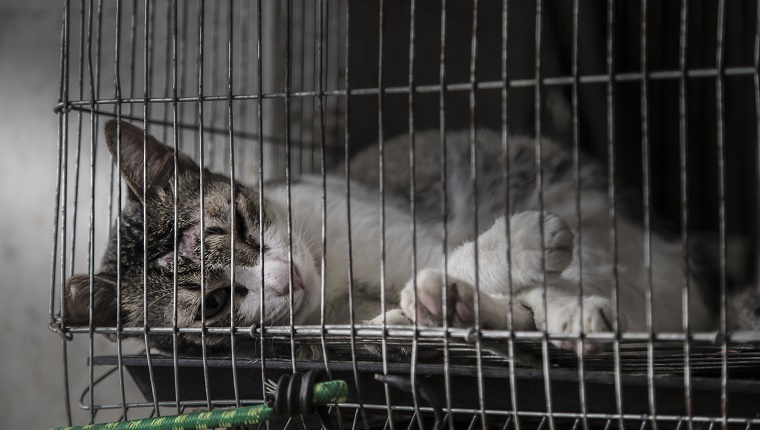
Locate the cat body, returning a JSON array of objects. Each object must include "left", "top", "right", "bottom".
[
  {"left": 65, "top": 121, "right": 717, "bottom": 355},
  {"left": 345, "top": 130, "right": 715, "bottom": 339}
]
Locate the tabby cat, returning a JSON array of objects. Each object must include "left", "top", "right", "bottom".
[{"left": 65, "top": 120, "right": 728, "bottom": 355}]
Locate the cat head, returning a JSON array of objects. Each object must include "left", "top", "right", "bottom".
[{"left": 64, "top": 120, "right": 320, "bottom": 353}]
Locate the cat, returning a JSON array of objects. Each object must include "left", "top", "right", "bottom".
[{"left": 65, "top": 120, "right": 726, "bottom": 356}]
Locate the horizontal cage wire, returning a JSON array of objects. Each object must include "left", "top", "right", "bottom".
[{"left": 50, "top": 0, "right": 760, "bottom": 429}]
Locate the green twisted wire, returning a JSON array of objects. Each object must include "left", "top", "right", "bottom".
[{"left": 50, "top": 380, "right": 348, "bottom": 430}]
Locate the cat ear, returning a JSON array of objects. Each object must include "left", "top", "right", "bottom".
[
  {"left": 104, "top": 120, "right": 199, "bottom": 203},
  {"left": 64, "top": 274, "right": 118, "bottom": 326}
]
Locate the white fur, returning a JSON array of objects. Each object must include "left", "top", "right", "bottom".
[{"left": 245, "top": 149, "right": 714, "bottom": 352}]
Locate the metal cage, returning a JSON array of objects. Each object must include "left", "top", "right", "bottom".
[{"left": 51, "top": 0, "right": 760, "bottom": 429}]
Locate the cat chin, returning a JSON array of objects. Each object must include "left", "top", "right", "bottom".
[{"left": 235, "top": 293, "right": 308, "bottom": 327}]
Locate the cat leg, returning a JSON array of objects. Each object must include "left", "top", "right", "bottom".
[
  {"left": 365, "top": 308, "right": 413, "bottom": 326},
  {"left": 519, "top": 285, "right": 614, "bottom": 353},
  {"left": 398, "top": 268, "right": 535, "bottom": 330},
  {"left": 502, "top": 211, "right": 575, "bottom": 287},
  {"left": 363, "top": 309, "right": 414, "bottom": 357},
  {"left": 393, "top": 276, "right": 616, "bottom": 354},
  {"left": 502, "top": 212, "right": 615, "bottom": 352},
  {"left": 396, "top": 212, "right": 615, "bottom": 353},
  {"left": 441, "top": 212, "right": 574, "bottom": 295},
  {"left": 394, "top": 212, "right": 573, "bottom": 330}
]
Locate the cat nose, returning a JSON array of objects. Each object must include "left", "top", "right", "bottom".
[
  {"left": 263, "top": 260, "right": 303, "bottom": 296},
  {"left": 265, "top": 268, "right": 303, "bottom": 295}
]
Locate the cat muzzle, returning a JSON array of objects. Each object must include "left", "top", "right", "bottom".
[{"left": 263, "top": 261, "right": 304, "bottom": 296}]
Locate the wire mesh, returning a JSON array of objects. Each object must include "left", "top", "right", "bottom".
[{"left": 51, "top": 1, "right": 760, "bottom": 429}]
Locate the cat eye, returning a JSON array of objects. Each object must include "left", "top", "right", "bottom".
[
  {"left": 234, "top": 208, "right": 247, "bottom": 241},
  {"left": 196, "top": 288, "right": 229, "bottom": 320},
  {"left": 204, "top": 226, "right": 227, "bottom": 236}
]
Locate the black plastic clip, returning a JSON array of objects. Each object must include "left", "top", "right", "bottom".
[{"left": 271, "top": 371, "right": 333, "bottom": 430}]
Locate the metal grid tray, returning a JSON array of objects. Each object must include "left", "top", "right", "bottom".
[{"left": 92, "top": 340, "right": 760, "bottom": 424}]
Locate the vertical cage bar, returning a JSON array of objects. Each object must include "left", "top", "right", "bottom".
[
  {"left": 755, "top": 0, "right": 760, "bottom": 337},
  {"left": 86, "top": 0, "right": 98, "bottom": 420},
  {"left": 161, "top": 0, "right": 173, "bottom": 144},
  {"left": 343, "top": 0, "right": 370, "bottom": 428},
  {"left": 53, "top": 0, "right": 73, "bottom": 424},
  {"left": 715, "top": 1, "right": 729, "bottom": 428},
  {"left": 317, "top": 0, "right": 329, "bottom": 371},
  {"left": 500, "top": 2, "right": 520, "bottom": 429},
  {"left": 112, "top": 0, "right": 129, "bottom": 419},
  {"left": 467, "top": 0, "right": 487, "bottom": 427},
  {"left": 101, "top": 0, "right": 118, "bottom": 229},
  {"left": 293, "top": 0, "right": 303, "bottom": 174},
  {"left": 207, "top": 0, "right": 221, "bottom": 169},
  {"left": 605, "top": 1, "right": 625, "bottom": 428},
  {"left": 677, "top": 1, "right": 694, "bottom": 428},
  {"left": 307, "top": 1, "right": 316, "bottom": 172},
  {"left": 226, "top": 0, "right": 241, "bottom": 408},
  {"left": 236, "top": 0, "right": 251, "bottom": 177},
  {"left": 127, "top": 0, "right": 137, "bottom": 118},
  {"left": 256, "top": 0, "right": 270, "bottom": 408},
  {"left": 178, "top": 0, "right": 190, "bottom": 155},
  {"left": 501, "top": 0, "right": 521, "bottom": 430},
  {"left": 376, "top": 0, "right": 396, "bottom": 427},
  {"left": 284, "top": 0, "right": 298, "bottom": 374},
  {"left": 146, "top": 0, "right": 154, "bottom": 126},
  {"left": 170, "top": 0, "right": 182, "bottom": 416},
  {"left": 97, "top": 0, "right": 113, "bottom": 234},
  {"left": 141, "top": 0, "right": 162, "bottom": 416},
  {"left": 68, "top": 0, "right": 86, "bottom": 288},
  {"left": 304, "top": 0, "right": 312, "bottom": 173},
  {"left": 438, "top": 0, "right": 454, "bottom": 428},
  {"left": 406, "top": 0, "right": 424, "bottom": 428},
  {"left": 330, "top": 0, "right": 341, "bottom": 161},
  {"left": 196, "top": 0, "right": 213, "bottom": 412},
  {"left": 638, "top": 0, "right": 657, "bottom": 427},
  {"left": 533, "top": 1, "right": 555, "bottom": 429},
  {"left": 52, "top": 0, "right": 68, "bottom": 334},
  {"left": 316, "top": 2, "right": 343, "bottom": 427},
  {"left": 570, "top": 1, "right": 589, "bottom": 429}
]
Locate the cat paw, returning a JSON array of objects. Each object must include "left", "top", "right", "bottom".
[
  {"left": 399, "top": 269, "right": 475, "bottom": 328},
  {"left": 530, "top": 294, "right": 614, "bottom": 354},
  {"left": 364, "top": 309, "right": 413, "bottom": 357},
  {"left": 511, "top": 211, "right": 574, "bottom": 278},
  {"left": 728, "top": 288, "right": 760, "bottom": 330},
  {"left": 295, "top": 344, "right": 323, "bottom": 361},
  {"left": 365, "top": 308, "right": 413, "bottom": 326}
]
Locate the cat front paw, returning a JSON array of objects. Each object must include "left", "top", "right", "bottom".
[
  {"left": 511, "top": 211, "right": 574, "bottom": 279},
  {"left": 529, "top": 294, "right": 614, "bottom": 354},
  {"left": 363, "top": 309, "right": 413, "bottom": 358},
  {"left": 295, "top": 344, "right": 323, "bottom": 361},
  {"left": 399, "top": 269, "right": 475, "bottom": 328}
]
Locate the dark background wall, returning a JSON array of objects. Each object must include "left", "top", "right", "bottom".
[{"left": 347, "top": 0, "right": 759, "bottom": 268}]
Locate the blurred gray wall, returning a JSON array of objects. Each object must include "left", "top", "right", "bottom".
[
  {"left": 1, "top": 1, "right": 79, "bottom": 428},
  {"left": 1, "top": 1, "right": 145, "bottom": 428}
]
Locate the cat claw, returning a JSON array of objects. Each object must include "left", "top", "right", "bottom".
[
  {"left": 363, "top": 309, "right": 413, "bottom": 358},
  {"left": 364, "top": 342, "right": 412, "bottom": 360},
  {"left": 295, "top": 344, "right": 323, "bottom": 361}
]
